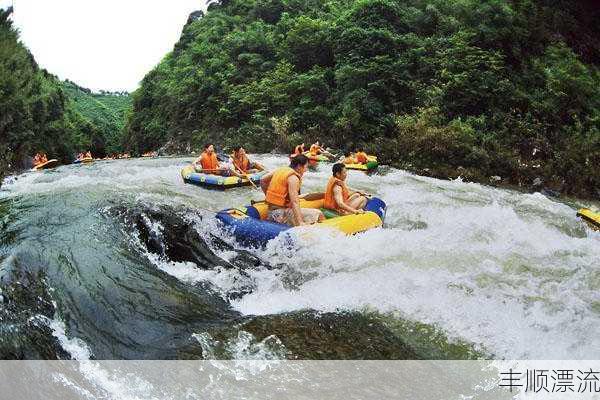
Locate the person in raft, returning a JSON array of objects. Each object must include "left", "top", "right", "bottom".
[
  {"left": 290, "top": 143, "right": 305, "bottom": 158},
  {"left": 33, "top": 152, "right": 48, "bottom": 166},
  {"left": 260, "top": 154, "right": 325, "bottom": 226},
  {"left": 324, "top": 163, "right": 369, "bottom": 215},
  {"left": 308, "top": 140, "right": 335, "bottom": 159},
  {"left": 193, "top": 143, "right": 241, "bottom": 176},
  {"left": 341, "top": 151, "right": 357, "bottom": 165},
  {"left": 354, "top": 149, "right": 369, "bottom": 164},
  {"left": 85, "top": 151, "right": 93, "bottom": 159},
  {"left": 231, "top": 146, "right": 264, "bottom": 174}
]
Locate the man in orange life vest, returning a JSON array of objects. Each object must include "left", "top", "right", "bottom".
[
  {"left": 324, "top": 163, "right": 369, "bottom": 214},
  {"left": 260, "top": 154, "right": 325, "bottom": 226},
  {"left": 193, "top": 143, "right": 240, "bottom": 176},
  {"left": 355, "top": 148, "right": 368, "bottom": 164},
  {"left": 308, "top": 140, "right": 335, "bottom": 159},
  {"left": 231, "top": 146, "right": 264, "bottom": 174}
]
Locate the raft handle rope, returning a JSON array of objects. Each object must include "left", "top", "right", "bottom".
[{"left": 194, "top": 205, "right": 249, "bottom": 216}]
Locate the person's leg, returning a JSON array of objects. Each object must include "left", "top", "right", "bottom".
[
  {"left": 348, "top": 195, "right": 367, "bottom": 210},
  {"left": 301, "top": 208, "right": 325, "bottom": 224}
]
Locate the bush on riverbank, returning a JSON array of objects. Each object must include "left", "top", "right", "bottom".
[{"left": 125, "top": 0, "right": 600, "bottom": 198}]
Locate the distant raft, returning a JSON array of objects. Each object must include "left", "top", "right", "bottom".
[
  {"left": 344, "top": 155, "right": 379, "bottom": 171},
  {"left": 303, "top": 152, "right": 330, "bottom": 162},
  {"left": 216, "top": 196, "right": 386, "bottom": 246},
  {"left": 73, "top": 157, "right": 94, "bottom": 164},
  {"left": 32, "top": 159, "right": 58, "bottom": 171},
  {"left": 181, "top": 165, "right": 266, "bottom": 190},
  {"left": 577, "top": 208, "right": 600, "bottom": 230}
]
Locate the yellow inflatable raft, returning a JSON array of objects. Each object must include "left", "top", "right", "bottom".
[
  {"left": 32, "top": 159, "right": 58, "bottom": 171},
  {"left": 344, "top": 155, "right": 378, "bottom": 171},
  {"left": 577, "top": 208, "right": 600, "bottom": 230},
  {"left": 181, "top": 165, "right": 265, "bottom": 190}
]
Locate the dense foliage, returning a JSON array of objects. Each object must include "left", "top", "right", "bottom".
[
  {"left": 0, "top": 7, "right": 130, "bottom": 181},
  {"left": 126, "top": 0, "right": 600, "bottom": 197},
  {"left": 1, "top": 7, "right": 78, "bottom": 172},
  {"left": 61, "top": 81, "right": 131, "bottom": 156}
]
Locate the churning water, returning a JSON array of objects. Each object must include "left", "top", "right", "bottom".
[{"left": 0, "top": 155, "right": 598, "bottom": 366}]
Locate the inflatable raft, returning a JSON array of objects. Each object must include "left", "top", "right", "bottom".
[
  {"left": 73, "top": 157, "right": 93, "bottom": 164},
  {"left": 303, "top": 152, "right": 330, "bottom": 162},
  {"left": 32, "top": 159, "right": 58, "bottom": 171},
  {"left": 216, "top": 196, "right": 386, "bottom": 245},
  {"left": 345, "top": 155, "right": 379, "bottom": 171},
  {"left": 181, "top": 165, "right": 266, "bottom": 190},
  {"left": 577, "top": 208, "right": 600, "bottom": 230}
]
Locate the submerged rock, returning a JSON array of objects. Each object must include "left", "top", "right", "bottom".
[
  {"left": 0, "top": 256, "right": 69, "bottom": 359},
  {"left": 180, "top": 310, "right": 484, "bottom": 360}
]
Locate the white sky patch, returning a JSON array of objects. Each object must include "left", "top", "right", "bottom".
[{"left": 6, "top": 0, "right": 204, "bottom": 92}]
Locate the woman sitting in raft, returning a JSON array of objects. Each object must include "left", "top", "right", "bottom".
[
  {"left": 193, "top": 143, "right": 241, "bottom": 177},
  {"left": 260, "top": 154, "right": 325, "bottom": 226},
  {"left": 324, "top": 163, "right": 369, "bottom": 215},
  {"left": 231, "top": 146, "right": 264, "bottom": 174}
]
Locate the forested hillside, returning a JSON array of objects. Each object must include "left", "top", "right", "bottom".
[
  {"left": 0, "top": 6, "right": 132, "bottom": 182},
  {"left": 61, "top": 81, "right": 131, "bottom": 156},
  {"left": 125, "top": 0, "right": 600, "bottom": 197},
  {"left": 1, "top": 7, "right": 86, "bottom": 174}
]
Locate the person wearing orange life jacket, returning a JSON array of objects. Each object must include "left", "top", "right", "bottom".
[
  {"left": 341, "top": 151, "right": 357, "bottom": 165},
  {"left": 260, "top": 154, "right": 325, "bottom": 226},
  {"left": 231, "top": 146, "right": 264, "bottom": 174},
  {"left": 308, "top": 140, "right": 335, "bottom": 159},
  {"left": 308, "top": 141, "right": 321, "bottom": 156},
  {"left": 193, "top": 143, "right": 237, "bottom": 176},
  {"left": 355, "top": 148, "right": 368, "bottom": 164},
  {"left": 324, "top": 163, "right": 369, "bottom": 215}
]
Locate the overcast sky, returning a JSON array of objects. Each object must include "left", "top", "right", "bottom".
[{"left": 1, "top": 0, "right": 204, "bottom": 92}]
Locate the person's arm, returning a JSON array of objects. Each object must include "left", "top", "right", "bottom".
[
  {"left": 333, "top": 186, "right": 362, "bottom": 214},
  {"left": 347, "top": 185, "right": 370, "bottom": 197},
  {"left": 260, "top": 171, "right": 274, "bottom": 195},
  {"left": 287, "top": 176, "right": 305, "bottom": 225}
]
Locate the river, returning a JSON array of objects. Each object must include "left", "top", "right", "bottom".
[{"left": 0, "top": 155, "right": 598, "bottom": 364}]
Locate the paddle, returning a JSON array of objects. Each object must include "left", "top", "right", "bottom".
[
  {"left": 250, "top": 192, "right": 324, "bottom": 205},
  {"left": 232, "top": 160, "right": 260, "bottom": 190}
]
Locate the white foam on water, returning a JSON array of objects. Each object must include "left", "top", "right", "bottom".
[
  {"left": 214, "top": 165, "right": 599, "bottom": 359},
  {"left": 5, "top": 155, "right": 600, "bottom": 361}
]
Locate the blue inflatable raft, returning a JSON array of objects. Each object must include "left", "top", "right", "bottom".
[{"left": 216, "top": 196, "right": 386, "bottom": 246}]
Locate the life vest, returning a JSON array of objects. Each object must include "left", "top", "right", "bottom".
[
  {"left": 309, "top": 144, "right": 320, "bottom": 155},
  {"left": 265, "top": 167, "right": 302, "bottom": 207},
  {"left": 232, "top": 154, "right": 250, "bottom": 172},
  {"left": 324, "top": 176, "right": 350, "bottom": 211},
  {"left": 343, "top": 156, "right": 356, "bottom": 165},
  {"left": 200, "top": 151, "right": 219, "bottom": 170},
  {"left": 355, "top": 152, "right": 368, "bottom": 164}
]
